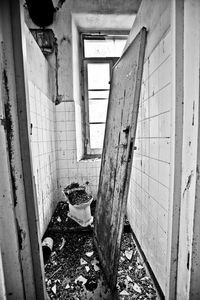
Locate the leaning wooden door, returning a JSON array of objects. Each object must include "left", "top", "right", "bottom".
[{"left": 94, "top": 27, "right": 147, "bottom": 289}]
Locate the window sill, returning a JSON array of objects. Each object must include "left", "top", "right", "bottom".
[{"left": 80, "top": 154, "right": 102, "bottom": 161}]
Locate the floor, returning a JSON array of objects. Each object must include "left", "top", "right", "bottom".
[{"left": 43, "top": 202, "right": 158, "bottom": 300}]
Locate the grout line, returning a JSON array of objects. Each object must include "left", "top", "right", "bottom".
[
  {"left": 133, "top": 154, "right": 170, "bottom": 165},
  {"left": 138, "top": 109, "right": 171, "bottom": 122},
  {"left": 143, "top": 54, "right": 171, "bottom": 84},
  {"left": 141, "top": 82, "right": 171, "bottom": 103},
  {"left": 130, "top": 179, "right": 169, "bottom": 212}
]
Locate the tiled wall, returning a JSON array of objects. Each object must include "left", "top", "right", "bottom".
[
  {"left": 55, "top": 101, "right": 101, "bottom": 198},
  {"left": 28, "top": 81, "right": 57, "bottom": 235},
  {"left": 127, "top": 30, "right": 171, "bottom": 291},
  {"left": 26, "top": 25, "right": 57, "bottom": 235},
  {"left": 25, "top": 22, "right": 101, "bottom": 234}
]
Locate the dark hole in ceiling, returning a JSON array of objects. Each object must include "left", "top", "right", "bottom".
[{"left": 26, "top": 0, "right": 55, "bottom": 27}]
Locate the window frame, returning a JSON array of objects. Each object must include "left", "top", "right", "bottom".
[{"left": 80, "top": 32, "right": 128, "bottom": 158}]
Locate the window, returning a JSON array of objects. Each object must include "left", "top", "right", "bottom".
[{"left": 81, "top": 33, "right": 127, "bottom": 157}]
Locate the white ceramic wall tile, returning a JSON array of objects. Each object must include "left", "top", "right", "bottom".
[
  {"left": 148, "top": 177, "right": 159, "bottom": 201},
  {"left": 149, "top": 196, "right": 158, "bottom": 222},
  {"left": 149, "top": 93, "right": 159, "bottom": 118},
  {"left": 158, "top": 161, "right": 170, "bottom": 187},
  {"left": 141, "top": 189, "right": 149, "bottom": 211},
  {"left": 158, "top": 57, "right": 171, "bottom": 90},
  {"left": 158, "top": 84, "right": 171, "bottom": 114},
  {"left": 145, "top": 215, "right": 158, "bottom": 262},
  {"left": 56, "top": 111, "right": 66, "bottom": 122},
  {"left": 149, "top": 158, "right": 159, "bottom": 182},
  {"left": 158, "top": 112, "right": 171, "bottom": 138},
  {"left": 56, "top": 121, "right": 66, "bottom": 132},
  {"left": 141, "top": 138, "right": 149, "bottom": 157},
  {"left": 157, "top": 206, "right": 168, "bottom": 233},
  {"left": 150, "top": 117, "right": 159, "bottom": 138},
  {"left": 141, "top": 173, "right": 149, "bottom": 192},
  {"left": 157, "top": 183, "right": 169, "bottom": 211},
  {"left": 55, "top": 102, "right": 66, "bottom": 112},
  {"left": 56, "top": 131, "right": 67, "bottom": 142},
  {"left": 149, "top": 138, "right": 159, "bottom": 160},
  {"left": 159, "top": 138, "right": 170, "bottom": 163},
  {"left": 156, "top": 226, "right": 168, "bottom": 263}
]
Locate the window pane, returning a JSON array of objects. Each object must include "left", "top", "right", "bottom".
[
  {"left": 89, "top": 99, "right": 108, "bottom": 123},
  {"left": 89, "top": 90, "right": 109, "bottom": 99},
  {"left": 88, "top": 63, "right": 110, "bottom": 90},
  {"left": 84, "top": 39, "right": 127, "bottom": 57},
  {"left": 90, "top": 124, "right": 105, "bottom": 149}
]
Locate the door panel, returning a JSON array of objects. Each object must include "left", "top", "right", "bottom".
[{"left": 94, "top": 27, "right": 147, "bottom": 289}]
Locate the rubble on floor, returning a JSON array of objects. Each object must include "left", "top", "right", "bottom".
[{"left": 44, "top": 201, "right": 157, "bottom": 299}]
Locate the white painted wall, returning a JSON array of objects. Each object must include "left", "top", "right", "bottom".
[{"left": 25, "top": 26, "right": 58, "bottom": 235}]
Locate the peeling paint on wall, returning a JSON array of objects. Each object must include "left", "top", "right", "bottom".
[
  {"left": 192, "top": 101, "right": 195, "bottom": 126},
  {"left": 2, "top": 63, "right": 18, "bottom": 207},
  {"left": 183, "top": 171, "right": 193, "bottom": 198},
  {"left": 196, "top": 164, "right": 200, "bottom": 181},
  {"left": 16, "top": 219, "right": 25, "bottom": 251}
]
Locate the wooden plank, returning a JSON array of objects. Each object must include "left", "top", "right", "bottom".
[
  {"left": 94, "top": 27, "right": 147, "bottom": 290},
  {"left": 176, "top": 1, "right": 200, "bottom": 299},
  {"left": 0, "top": 1, "right": 34, "bottom": 298},
  {"left": 10, "top": 1, "right": 46, "bottom": 299},
  {"left": 165, "top": 0, "right": 184, "bottom": 299}
]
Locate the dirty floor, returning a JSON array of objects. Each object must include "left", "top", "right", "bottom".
[{"left": 44, "top": 202, "right": 157, "bottom": 300}]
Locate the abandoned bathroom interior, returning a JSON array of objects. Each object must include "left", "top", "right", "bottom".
[{"left": 1, "top": 0, "right": 200, "bottom": 299}]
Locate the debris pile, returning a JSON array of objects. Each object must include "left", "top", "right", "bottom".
[
  {"left": 44, "top": 201, "right": 158, "bottom": 299},
  {"left": 45, "top": 233, "right": 110, "bottom": 299},
  {"left": 117, "top": 233, "right": 157, "bottom": 299}
]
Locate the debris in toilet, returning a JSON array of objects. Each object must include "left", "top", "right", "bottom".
[{"left": 63, "top": 182, "right": 92, "bottom": 206}]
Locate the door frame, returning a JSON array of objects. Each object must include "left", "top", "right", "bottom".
[{"left": 0, "top": 0, "right": 46, "bottom": 298}]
